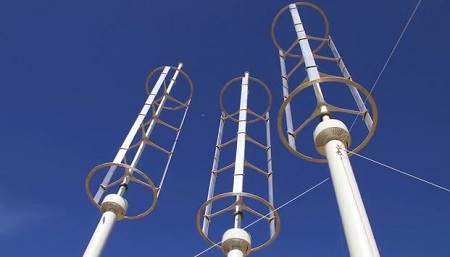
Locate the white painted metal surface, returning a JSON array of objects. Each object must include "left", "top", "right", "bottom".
[
  {"left": 157, "top": 98, "right": 192, "bottom": 197},
  {"left": 325, "top": 139, "right": 379, "bottom": 257},
  {"left": 83, "top": 211, "right": 117, "bottom": 257},
  {"left": 232, "top": 72, "right": 249, "bottom": 229},
  {"left": 265, "top": 112, "right": 275, "bottom": 236},
  {"left": 289, "top": 4, "right": 325, "bottom": 103},
  {"left": 275, "top": 3, "right": 380, "bottom": 256},
  {"left": 202, "top": 113, "right": 225, "bottom": 235},
  {"left": 94, "top": 66, "right": 171, "bottom": 203},
  {"left": 328, "top": 37, "right": 374, "bottom": 130},
  {"left": 222, "top": 228, "right": 251, "bottom": 257},
  {"left": 227, "top": 249, "right": 245, "bottom": 257},
  {"left": 278, "top": 50, "right": 297, "bottom": 150},
  {"left": 84, "top": 194, "right": 128, "bottom": 257},
  {"left": 232, "top": 72, "right": 249, "bottom": 195},
  {"left": 118, "top": 62, "right": 183, "bottom": 196}
]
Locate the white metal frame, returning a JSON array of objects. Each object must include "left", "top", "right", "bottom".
[
  {"left": 197, "top": 72, "right": 280, "bottom": 256},
  {"left": 272, "top": 3, "right": 380, "bottom": 256},
  {"left": 83, "top": 63, "right": 193, "bottom": 257}
]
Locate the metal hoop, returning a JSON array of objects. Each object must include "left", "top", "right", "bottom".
[
  {"left": 145, "top": 65, "right": 194, "bottom": 111},
  {"left": 219, "top": 76, "right": 272, "bottom": 124},
  {"left": 271, "top": 2, "right": 330, "bottom": 58},
  {"left": 196, "top": 192, "right": 281, "bottom": 253},
  {"left": 85, "top": 162, "right": 159, "bottom": 220},
  {"left": 278, "top": 76, "right": 378, "bottom": 163}
]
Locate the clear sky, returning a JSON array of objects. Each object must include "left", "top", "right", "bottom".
[{"left": 1, "top": 0, "right": 449, "bottom": 256}]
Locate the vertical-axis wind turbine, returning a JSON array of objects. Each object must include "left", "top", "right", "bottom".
[
  {"left": 272, "top": 3, "right": 380, "bottom": 256},
  {"left": 83, "top": 63, "right": 193, "bottom": 256},
  {"left": 197, "top": 72, "right": 280, "bottom": 257}
]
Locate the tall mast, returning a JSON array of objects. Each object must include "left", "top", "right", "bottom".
[
  {"left": 83, "top": 64, "right": 193, "bottom": 256},
  {"left": 272, "top": 3, "right": 380, "bottom": 256},
  {"left": 197, "top": 72, "right": 280, "bottom": 256}
]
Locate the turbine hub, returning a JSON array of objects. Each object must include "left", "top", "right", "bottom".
[
  {"left": 221, "top": 228, "right": 252, "bottom": 255},
  {"left": 314, "top": 119, "right": 351, "bottom": 156}
]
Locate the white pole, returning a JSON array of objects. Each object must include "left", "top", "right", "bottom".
[
  {"left": 314, "top": 118, "right": 379, "bottom": 257},
  {"left": 232, "top": 72, "right": 249, "bottom": 194},
  {"left": 84, "top": 194, "right": 128, "bottom": 257},
  {"left": 325, "top": 140, "right": 379, "bottom": 257},
  {"left": 227, "top": 249, "right": 245, "bottom": 257},
  {"left": 232, "top": 72, "right": 249, "bottom": 229},
  {"left": 83, "top": 211, "right": 117, "bottom": 257}
]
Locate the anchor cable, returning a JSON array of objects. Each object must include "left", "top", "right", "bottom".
[
  {"left": 346, "top": 149, "right": 450, "bottom": 193},
  {"left": 349, "top": 0, "right": 423, "bottom": 131}
]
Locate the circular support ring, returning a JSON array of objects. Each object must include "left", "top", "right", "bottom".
[
  {"left": 145, "top": 65, "right": 194, "bottom": 111},
  {"left": 271, "top": 2, "right": 330, "bottom": 58},
  {"left": 85, "top": 162, "right": 159, "bottom": 220},
  {"left": 219, "top": 76, "right": 272, "bottom": 124},
  {"left": 196, "top": 192, "right": 281, "bottom": 253},
  {"left": 278, "top": 76, "right": 378, "bottom": 163}
]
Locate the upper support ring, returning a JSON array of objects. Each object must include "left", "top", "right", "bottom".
[
  {"left": 219, "top": 76, "right": 272, "bottom": 124},
  {"left": 145, "top": 65, "right": 194, "bottom": 111},
  {"left": 277, "top": 76, "right": 378, "bottom": 163},
  {"left": 271, "top": 2, "right": 330, "bottom": 58}
]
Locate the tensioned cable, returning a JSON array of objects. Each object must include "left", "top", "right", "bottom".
[
  {"left": 346, "top": 149, "right": 450, "bottom": 193},
  {"left": 193, "top": 177, "right": 330, "bottom": 257},
  {"left": 349, "top": 0, "right": 423, "bottom": 131}
]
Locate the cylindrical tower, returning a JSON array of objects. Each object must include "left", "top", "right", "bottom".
[
  {"left": 272, "top": 3, "right": 379, "bottom": 256},
  {"left": 197, "top": 72, "right": 280, "bottom": 256},
  {"left": 84, "top": 63, "right": 193, "bottom": 256}
]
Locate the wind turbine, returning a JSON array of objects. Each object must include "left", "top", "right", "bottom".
[
  {"left": 272, "top": 3, "right": 380, "bottom": 256},
  {"left": 83, "top": 63, "right": 193, "bottom": 256},
  {"left": 197, "top": 72, "right": 280, "bottom": 257}
]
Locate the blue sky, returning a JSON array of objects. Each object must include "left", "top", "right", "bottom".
[{"left": 1, "top": 0, "right": 449, "bottom": 256}]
